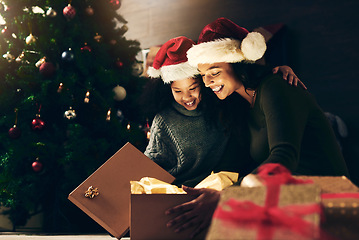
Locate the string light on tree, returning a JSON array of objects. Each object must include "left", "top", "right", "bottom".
[
  {"left": 84, "top": 90, "right": 90, "bottom": 103},
  {"left": 106, "top": 108, "right": 111, "bottom": 121},
  {"left": 57, "top": 83, "right": 64, "bottom": 93}
]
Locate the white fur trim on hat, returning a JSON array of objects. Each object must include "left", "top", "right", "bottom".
[
  {"left": 147, "top": 66, "right": 161, "bottom": 78},
  {"left": 187, "top": 33, "right": 266, "bottom": 66},
  {"left": 148, "top": 61, "right": 199, "bottom": 83}
]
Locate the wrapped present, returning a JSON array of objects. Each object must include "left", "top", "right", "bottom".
[
  {"left": 296, "top": 176, "right": 359, "bottom": 240},
  {"left": 206, "top": 164, "right": 329, "bottom": 240}
]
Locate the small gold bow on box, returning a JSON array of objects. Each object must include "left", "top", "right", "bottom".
[{"left": 84, "top": 186, "right": 99, "bottom": 199}]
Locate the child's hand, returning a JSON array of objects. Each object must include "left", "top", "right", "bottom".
[{"left": 273, "top": 65, "right": 307, "bottom": 90}]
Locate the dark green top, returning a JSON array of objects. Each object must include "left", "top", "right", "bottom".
[
  {"left": 144, "top": 102, "right": 228, "bottom": 187},
  {"left": 247, "top": 74, "right": 349, "bottom": 177}
]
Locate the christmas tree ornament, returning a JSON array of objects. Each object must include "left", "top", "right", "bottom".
[
  {"left": 32, "top": 104, "right": 45, "bottom": 130},
  {"left": 113, "top": 85, "right": 126, "bottom": 101},
  {"left": 84, "top": 90, "right": 90, "bottom": 103},
  {"left": 63, "top": 3, "right": 76, "bottom": 20},
  {"left": 35, "top": 56, "right": 46, "bottom": 67},
  {"left": 31, "top": 6, "right": 45, "bottom": 15},
  {"left": 32, "top": 158, "right": 43, "bottom": 172},
  {"left": 81, "top": 43, "right": 92, "bottom": 52},
  {"left": 8, "top": 108, "right": 21, "bottom": 139},
  {"left": 132, "top": 61, "right": 143, "bottom": 76},
  {"left": 46, "top": 7, "right": 57, "bottom": 17},
  {"left": 32, "top": 117, "right": 45, "bottom": 130},
  {"left": 3, "top": 51, "right": 14, "bottom": 62},
  {"left": 94, "top": 33, "right": 102, "bottom": 43},
  {"left": 144, "top": 119, "right": 151, "bottom": 140},
  {"left": 61, "top": 48, "right": 74, "bottom": 62},
  {"left": 115, "top": 59, "right": 124, "bottom": 68},
  {"left": 25, "top": 33, "right": 36, "bottom": 44},
  {"left": 116, "top": 109, "right": 125, "bottom": 122},
  {"left": 39, "top": 62, "right": 55, "bottom": 77},
  {"left": 9, "top": 126, "right": 21, "bottom": 139},
  {"left": 64, "top": 107, "right": 76, "bottom": 120},
  {"left": 15, "top": 51, "right": 29, "bottom": 64},
  {"left": 106, "top": 108, "right": 111, "bottom": 121},
  {"left": 85, "top": 6, "right": 94, "bottom": 16},
  {"left": 57, "top": 83, "right": 64, "bottom": 93}
]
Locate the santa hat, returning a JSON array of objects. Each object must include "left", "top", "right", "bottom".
[
  {"left": 147, "top": 36, "right": 199, "bottom": 83},
  {"left": 187, "top": 17, "right": 267, "bottom": 66}
]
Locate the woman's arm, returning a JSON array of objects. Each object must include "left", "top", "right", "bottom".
[{"left": 273, "top": 65, "right": 307, "bottom": 89}]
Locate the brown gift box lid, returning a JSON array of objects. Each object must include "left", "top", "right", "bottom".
[{"left": 68, "top": 142, "right": 175, "bottom": 239}]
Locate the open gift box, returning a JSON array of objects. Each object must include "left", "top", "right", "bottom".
[{"left": 68, "top": 142, "right": 209, "bottom": 239}]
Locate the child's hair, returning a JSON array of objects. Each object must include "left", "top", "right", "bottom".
[{"left": 138, "top": 75, "right": 221, "bottom": 126}]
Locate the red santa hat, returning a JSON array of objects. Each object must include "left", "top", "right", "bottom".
[
  {"left": 147, "top": 36, "right": 199, "bottom": 83},
  {"left": 187, "top": 17, "right": 267, "bottom": 66}
]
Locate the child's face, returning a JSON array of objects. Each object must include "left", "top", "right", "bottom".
[{"left": 170, "top": 78, "right": 201, "bottom": 111}]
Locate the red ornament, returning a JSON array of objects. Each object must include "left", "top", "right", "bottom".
[
  {"left": 39, "top": 62, "right": 55, "bottom": 77},
  {"left": 32, "top": 160, "right": 43, "bottom": 172},
  {"left": 81, "top": 44, "right": 92, "bottom": 52},
  {"left": 63, "top": 4, "right": 76, "bottom": 20},
  {"left": 32, "top": 117, "right": 45, "bottom": 130},
  {"left": 8, "top": 125, "right": 21, "bottom": 139},
  {"left": 116, "top": 59, "right": 124, "bottom": 68}
]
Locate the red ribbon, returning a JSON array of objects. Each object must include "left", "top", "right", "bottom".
[
  {"left": 213, "top": 164, "right": 337, "bottom": 240},
  {"left": 213, "top": 199, "right": 322, "bottom": 239}
]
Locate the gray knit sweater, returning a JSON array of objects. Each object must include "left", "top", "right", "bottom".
[{"left": 144, "top": 102, "right": 228, "bottom": 187}]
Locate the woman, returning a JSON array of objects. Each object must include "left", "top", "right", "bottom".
[{"left": 166, "top": 18, "right": 349, "bottom": 237}]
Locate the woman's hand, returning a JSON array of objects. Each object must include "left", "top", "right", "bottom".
[
  {"left": 273, "top": 65, "right": 307, "bottom": 90},
  {"left": 165, "top": 186, "right": 221, "bottom": 238}
]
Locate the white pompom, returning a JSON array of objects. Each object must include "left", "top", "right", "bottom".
[{"left": 241, "top": 32, "right": 267, "bottom": 61}]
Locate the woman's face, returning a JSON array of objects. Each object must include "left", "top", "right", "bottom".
[
  {"left": 198, "top": 62, "right": 241, "bottom": 100},
  {"left": 170, "top": 78, "right": 201, "bottom": 111}
]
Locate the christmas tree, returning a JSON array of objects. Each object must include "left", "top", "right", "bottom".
[{"left": 0, "top": 0, "right": 148, "bottom": 232}]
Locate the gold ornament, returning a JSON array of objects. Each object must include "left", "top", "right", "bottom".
[
  {"left": 113, "top": 85, "right": 126, "bottom": 101},
  {"left": 64, "top": 107, "right": 76, "bottom": 120},
  {"left": 3, "top": 51, "right": 15, "bottom": 62},
  {"left": 25, "top": 33, "right": 36, "bottom": 44},
  {"left": 94, "top": 33, "right": 102, "bottom": 43},
  {"left": 35, "top": 57, "right": 46, "bottom": 67},
  {"left": 46, "top": 7, "right": 57, "bottom": 17}
]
